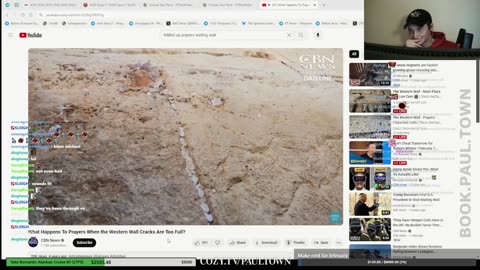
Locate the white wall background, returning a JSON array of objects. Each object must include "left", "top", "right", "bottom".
[{"left": 365, "top": 0, "right": 480, "bottom": 48}]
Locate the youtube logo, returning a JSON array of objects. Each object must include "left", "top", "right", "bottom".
[{"left": 18, "top": 32, "right": 42, "bottom": 38}]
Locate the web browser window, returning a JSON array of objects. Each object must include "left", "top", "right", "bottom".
[{"left": 1, "top": 0, "right": 479, "bottom": 268}]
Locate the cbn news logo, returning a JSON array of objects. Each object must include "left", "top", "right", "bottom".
[{"left": 19, "top": 32, "right": 42, "bottom": 38}]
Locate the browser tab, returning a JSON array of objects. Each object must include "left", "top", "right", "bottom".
[
  {"left": 259, "top": 1, "right": 319, "bottom": 9},
  {"left": 202, "top": 1, "right": 255, "bottom": 9}
]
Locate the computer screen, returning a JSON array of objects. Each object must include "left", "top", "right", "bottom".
[{"left": 2, "top": 0, "right": 480, "bottom": 268}]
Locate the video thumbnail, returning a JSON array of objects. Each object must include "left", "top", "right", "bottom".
[
  {"left": 349, "top": 244, "right": 391, "bottom": 259},
  {"left": 349, "top": 89, "right": 391, "bottom": 113},
  {"left": 349, "top": 167, "right": 370, "bottom": 191},
  {"left": 349, "top": 192, "right": 391, "bottom": 216},
  {"left": 365, "top": 0, "right": 480, "bottom": 60},
  {"left": 349, "top": 63, "right": 391, "bottom": 86},
  {"left": 349, "top": 141, "right": 391, "bottom": 165},
  {"left": 349, "top": 167, "right": 391, "bottom": 191},
  {"left": 349, "top": 218, "right": 391, "bottom": 241},
  {"left": 370, "top": 167, "right": 391, "bottom": 190},
  {"left": 349, "top": 115, "right": 391, "bottom": 139},
  {"left": 28, "top": 48, "right": 343, "bottom": 225}
]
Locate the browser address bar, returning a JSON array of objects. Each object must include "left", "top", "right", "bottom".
[{"left": 160, "top": 30, "right": 308, "bottom": 40}]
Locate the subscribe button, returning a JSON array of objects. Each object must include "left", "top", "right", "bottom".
[{"left": 73, "top": 238, "right": 96, "bottom": 248}]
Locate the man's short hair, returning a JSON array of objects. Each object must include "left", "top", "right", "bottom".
[{"left": 367, "top": 142, "right": 376, "bottom": 147}]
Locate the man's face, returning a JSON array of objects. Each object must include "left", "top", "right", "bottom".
[
  {"left": 367, "top": 143, "right": 376, "bottom": 155},
  {"left": 407, "top": 24, "right": 431, "bottom": 46},
  {"left": 354, "top": 173, "right": 366, "bottom": 190},
  {"left": 360, "top": 194, "right": 367, "bottom": 202},
  {"left": 374, "top": 173, "right": 386, "bottom": 189}
]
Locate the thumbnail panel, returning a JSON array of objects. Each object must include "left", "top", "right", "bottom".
[
  {"left": 349, "top": 244, "right": 391, "bottom": 259},
  {"left": 349, "top": 115, "right": 391, "bottom": 139},
  {"left": 349, "top": 167, "right": 371, "bottom": 192},
  {"left": 349, "top": 141, "right": 392, "bottom": 165},
  {"left": 349, "top": 218, "right": 391, "bottom": 241},
  {"left": 349, "top": 167, "right": 391, "bottom": 191},
  {"left": 349, "top": 63, "right": 391, "bottom": 86},
  {"left": 349, "top": 192, "right": 391, "bottom": 217},
  {"left": 349, "top": 89, "right": 391, "bottom": 113},
  {"left": 370, "top": 167, "right": 391, "bottom": 191}
]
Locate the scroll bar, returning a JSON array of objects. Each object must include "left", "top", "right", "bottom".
[{"left": 477, "top": 59, "right": 479, "bottom": 123}]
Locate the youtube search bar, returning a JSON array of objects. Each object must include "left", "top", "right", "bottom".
[{"left": 160, "top": 31, "right": 307, "bottom": 40}]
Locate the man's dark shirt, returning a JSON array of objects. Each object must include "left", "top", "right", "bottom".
[
  {"left": 354, "top": 200, "right": 378, "bottom": 216},
  {"left": 360, "top": 152, "right": 374, "bottom": 164}
]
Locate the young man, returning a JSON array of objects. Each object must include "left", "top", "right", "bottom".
[
  {"left": 352, "top": 171, "right": 368, "bottom": 191},
  {"left": 354, "top": 193, "right": 379, "bottom": 216},
  {"left": 373, "top": 172, "right": 388, "bottom": 190},
  {"left": 403, "top": 9, "right": 459, "bottom": 49},
  {"left": 360, "top": 142, "right": 377, "bottom": 164}
]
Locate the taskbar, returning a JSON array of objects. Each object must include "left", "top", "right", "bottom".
[{"left": 1, "top": 257, "right": 480, "bottom": 268}]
